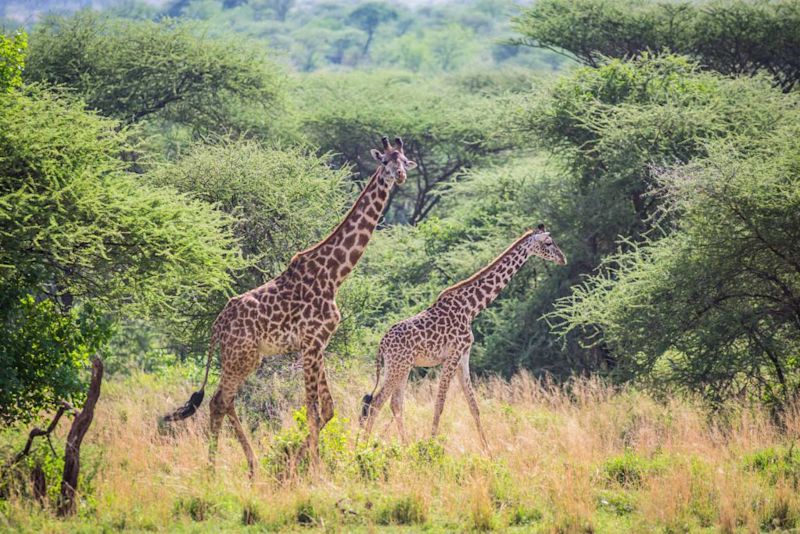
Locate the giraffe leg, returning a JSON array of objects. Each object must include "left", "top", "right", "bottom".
[
  {"left": 389, "top": 374, "right": 409, "bottom": 444},
  {"left": 364, "top": 363, "right": 409, "bottom": 439},
  {"left": 317, "top": 360, "right": 335, "bottom": 429},
  {"left": 208, "top": 386, "right": 233, "bottom": 471},
  {"left": 227, "top": 402, "right": 257, "bottom": 479},
  {"left": 300, "top": 346, "right": 323, "bottom": 468},
  {"left": 431, "top": 358, "right": 459, "bottom": 438},
  {"left": 457, "top": 356, "right": 489, "bottom": 451}
]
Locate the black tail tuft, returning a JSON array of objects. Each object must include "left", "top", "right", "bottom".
[
  {"left": 161, "top": 390, "right": 205, "bottom": 423},
  {"left": 360, "top": 394, "right": 373, "bottom": 420}
]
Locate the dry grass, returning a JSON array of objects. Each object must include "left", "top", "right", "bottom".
[{"left": 2, "top": 366, "right": 800, "bottom": 532}]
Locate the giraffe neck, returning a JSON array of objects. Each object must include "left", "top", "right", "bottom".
[
  {"left": 436, "top": 231, "right": 539, "bottom": 319},
  {"left": 291, "top": 166, "right": 392, "bottom": 289}
]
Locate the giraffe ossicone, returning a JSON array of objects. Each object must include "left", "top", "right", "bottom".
[
  {"left": 161, "top": 137, "right": 416, "bottom": 478},
  {"left": 359, "top": 225, "right": 567, "bottom": 449}
]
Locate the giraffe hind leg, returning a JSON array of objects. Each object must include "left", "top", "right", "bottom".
[
  {"left": 390, "top": 379, "right": 408, "bottom": 444},
  {"left": 227, "top": 402, "right": 257, "bottom": 479},
  {"left": 457, "top": 358, "right": 489, "bottom": 451},
  {"left": 208, "top": 389, "right": 227, "bottom": 471}
]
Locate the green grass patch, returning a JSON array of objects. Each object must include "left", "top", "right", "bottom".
[{"left": 600, "top": 451, "right": 669, "bottom": 488}]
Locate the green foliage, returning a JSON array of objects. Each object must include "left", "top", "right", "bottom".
[
  {"left": 0, "top": 85, "right": 242, "bottom": 320},
  {"left": 510, "top": 504, "right": 543, "bottom": 526},
  {"left": 601, "top": 451, "right": 668, "bottom": 488},
  {"left": 744, "top": 445, "right": 800, "bottom": 486},
  {"left": 513, "top": 0, "right": 800, "bottom": 91},
  {"left": 0, "top": 76, "right": 242, "bottom": 414},
  {"left": 596, "top": 490, "right": 636, "bottom": 516},
  {"left": 262, "top": 408, "right": 351, "bottom": 479},
  {"left": 0, "top": 30, "right": 26, "bottom": 93},
  {"left": 346, "top": 2, "right": 397, "bottom": 57},
  {"left": 136, "top": 0, "right": 564, "bottom": 73},
  {"left": 553, "top": 117, "right": 800, "bottom": 403},
  {"left": 0, "top": 290, "right": 111, "bottom": 425},
  {"left": 148, "top": 140, "right": 348, "bottom": 288},
  {"left": 297, "top": 71, "right": 512, "bottom": 224},
  {"left": 25, "top": 12, "right": 285, "bottom": 139}
]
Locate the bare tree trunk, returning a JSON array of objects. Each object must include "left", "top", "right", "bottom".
[{"left": 57, "top": 356, "right": 103, "bottom": 517}]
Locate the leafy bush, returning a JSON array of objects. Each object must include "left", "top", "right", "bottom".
[
  {"left": 510, "top": 504, "right": 543, "bottom": 526},
  {"left": 262, "top": 408, "right": 351, "bottom": 479}
]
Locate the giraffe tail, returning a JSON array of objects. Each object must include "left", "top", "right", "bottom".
[
  {"left": 360, "top": 348, "right": 383, "bottom": 421},
  {"left": 161, "top": 335, "right": 217, "bottom": 423}
]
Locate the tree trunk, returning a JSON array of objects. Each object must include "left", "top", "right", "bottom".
[{"left": 57, "top": 356, "right": 103, "bottom": 517}]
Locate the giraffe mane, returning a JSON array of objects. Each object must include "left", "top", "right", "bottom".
[
  {"left": 436, "top": 229, "right": 535, "bottom": 300},
  {"left": 291, "top": 166, "right": 383, "bottom": 263}
]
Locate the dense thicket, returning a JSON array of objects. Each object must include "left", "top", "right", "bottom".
[
  {"left": 513, "top": 0, "right": 800, "bottom": 91},
  {"left": 554, "top": 123, "right": 800, "bottom": 405},
  {"left": 0, "top": 82, "right": 245, "bottom": 421}
]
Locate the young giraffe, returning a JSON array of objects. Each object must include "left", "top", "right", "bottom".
[
  {"left": 162, "top": 137, "right": 417, "bottom": 477},
  {"left": 359, "top": 225, "right": 566, "bottom": 449}
]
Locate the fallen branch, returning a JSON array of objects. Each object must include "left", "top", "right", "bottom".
[{"left": 9, "top": 401, "right": 76, "bottom": 467}]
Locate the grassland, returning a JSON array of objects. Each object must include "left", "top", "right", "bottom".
[{"left": 2, "top": 366, "right": 800, "bottom": 533}]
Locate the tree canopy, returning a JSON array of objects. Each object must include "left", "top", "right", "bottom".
[
  {"left": 25, "top": 12, "right": 286, "bottom": 137},
  {"left": 513, "top": 0, "right": 800, "bottom": 91}
]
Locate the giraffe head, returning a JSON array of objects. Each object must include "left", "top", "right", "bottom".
[
  {"left": 530, "top": 224, "right": 567, "bottom": 265},
  {"left": 370, "top": 136, "right": 417, "bottom": 185}
]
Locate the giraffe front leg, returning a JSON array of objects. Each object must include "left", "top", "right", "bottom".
[
  {"left": 364, "top": 361, "right": 409, "bottom": 440},
  {"left": 431, "top": 359, "right": 459, "bottom": 438},
  {"left": 390, "top": 376, "right": 409, "bottom": 444},
  {"left": 457, "top": 354, "right": 489, "bottom": 452},
  {"left": 227, "top": 402, "right": 257, "bottom": 479},
  {"left": 317, "top": 359, "right": 335, "bottom": 429},
  {"left": 300, "top": 346, "right": 323, "bottom": 469}
]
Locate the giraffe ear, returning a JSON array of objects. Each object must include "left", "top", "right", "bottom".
[
  {"left": 405, "top": 159, "right": 417, "bottom": 170},
  {"left": 370, "top": 149, "right": 384, "bottom": 162}
]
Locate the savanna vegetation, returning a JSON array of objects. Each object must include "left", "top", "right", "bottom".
[{"left": 1, "top": 0, "right": 799, "bottom": 532}]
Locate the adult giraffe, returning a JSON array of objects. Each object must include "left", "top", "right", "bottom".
[
  {"left": 162, "top": 137, "right": 416, "bottom": 477},
  {"left": 359, "top": 225, "right": 566, "bottom": 449}
]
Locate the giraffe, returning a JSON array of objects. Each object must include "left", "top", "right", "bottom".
[
  {"left": 359, "top": 225, "right": 566, "bottom": 449},
  {"left": 162, "top": 137, "right": 417, "bottom": 477}
]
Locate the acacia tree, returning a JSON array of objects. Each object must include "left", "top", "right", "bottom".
[
  {"left": 0, "top": 51, "right": 242, "bottom": 422},
  {"left": 513, "top": 0, "right": 800, "bottom": 92},
  {"left": 148, "top": 140, "right": 349, "bottom": 290},
  {"left": 552, "top": 121, "right": 800, "bottom": 405},
  {"left": 25, "top": 12, "right": 285, "bottom": 136},
  {"left": 347, "top": 2, "right": 398, "bottom": 58},
  {"left": 297, "top": 71, "right": 510, "bottom": 224},
  {"left": 473, "top": 54, "right": 796, "bottom": 378}
]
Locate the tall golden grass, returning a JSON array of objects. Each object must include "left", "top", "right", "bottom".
[{"left": 2, "top": 367, "right": 799, "bottom": 532}]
